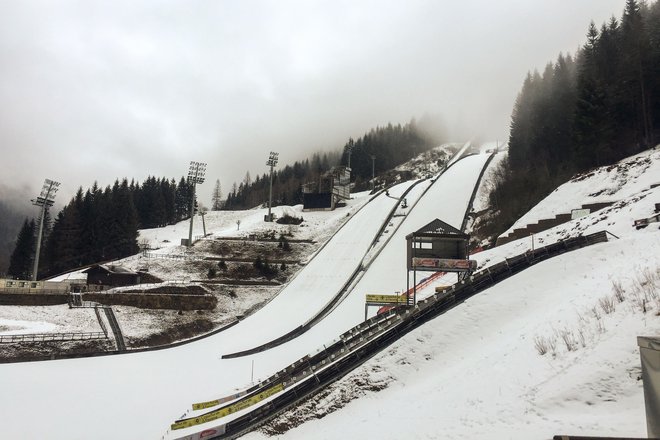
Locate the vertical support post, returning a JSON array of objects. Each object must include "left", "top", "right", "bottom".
[
  {"left": 32, "top": 201, "right": 47, "bottom": 281},
  {"left": 188, "top": 182, "right": 196, "bottom": 245},
  {"left": 413, "top": 266, "right": 417, "bottom": 306},
  {"left": 347, "top": 138, "right": 353, "bottom": 170},
  {"left": 371, "top": 155, "right": 376, "bottom": 192},
  {"left": 406, "top": 269, "right": 410, "bottom": 306},
  {"left": 186, "top": 161, "right": 206, "bottom": 247},
  {"left": 266, "top": 152, "right": 279, "bottom": 222},
  {"left": 412, "top": 234, "right": 417, "bottom": 306},
  {"left": 268, "top": 164, "right": 274, "bottom": 221},
  {"left": 31, "top": 179, "right": 59, "bottom": 281}
]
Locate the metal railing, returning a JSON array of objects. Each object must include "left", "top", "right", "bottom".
[
  {"left": 174, "top": 231, "right": 609, "bottom": 439},
  {"left": 0, "top": 331, "right": 107, "bottom": 344},
  {"left": 103, "top": 307, "right": 126, "bottom": 351}
]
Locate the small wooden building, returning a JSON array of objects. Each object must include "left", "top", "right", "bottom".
[{"left": 83, "top": 264, "right": 141, "bottom": 288}]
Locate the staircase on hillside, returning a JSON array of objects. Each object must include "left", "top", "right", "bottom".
[{"left": 496, "top": 201, "right": 613, "bottom": 246}]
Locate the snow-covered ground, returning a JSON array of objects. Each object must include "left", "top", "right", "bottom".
[
  {"left": 501, "top": 147, "right": 660, "bottom": 238},
  {"left": 0, "top": 144, "right": 658, "bottom": 440},
  {"left": 243, "top": 146, "right": 660, "bottom": 440},
  {"left": 0, "top": 305, "right": 100, "bottom": 335}
]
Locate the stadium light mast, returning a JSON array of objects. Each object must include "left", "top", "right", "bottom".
[
  {"left": 31, "top": 178, "right": 60, "bottom": 281},
  {"left": 266, "top": 151, "right": 279, "bottom": 222},
  {"left": 346, "top": 138, "right": 354, "bottom": 169},
  {"left": 187, "top": 161, "right": 206, "bottom": 247}
]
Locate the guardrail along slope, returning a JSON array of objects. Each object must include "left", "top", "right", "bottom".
[{"left": 176, "top": 231, "right": 608, "bottom": 440}]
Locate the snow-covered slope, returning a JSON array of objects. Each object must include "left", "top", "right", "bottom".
[
  {"left": 501, "top": 147, "right": 660, "bottom": 238},
  {"left": 1, "top": 145, "right": 657, "bottom": 440},
  {"left": 243, "top": 147, "right": 660, "bottom": 440},
  {"left": 0, "top": 147, "right": 483, "bottom": 440}
]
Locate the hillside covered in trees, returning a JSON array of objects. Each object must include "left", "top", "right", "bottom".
[
  {"left": 7, "top": 176, "right": 196, "bottom": 279},
  {"left": 487, "top": 0, "right": 660, "bottom": 236},
  {"left": 224, "top": 120, "right": 440, "bottom": 210}
]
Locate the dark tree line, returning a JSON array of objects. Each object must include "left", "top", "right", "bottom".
[
  {"left": 0, "top": 187, "right": 36, "bottom": 276},
  {"left": 8, "top": 176, "right": 196, "bottom": 279},
  {"left": 340, "top": 120, "right": 437, "bottom": 188},
  {"left": 224, "top": 119, "right": 438, "bottom": 209},
  {"left": 489, "top": 0, "right": 660, "bottom": 234},
  {"left": 223, "top": 151, "right": 340, "bottom": 210},
  {"left": 7, "top": 219, "right": 36, "bottom": 279}
]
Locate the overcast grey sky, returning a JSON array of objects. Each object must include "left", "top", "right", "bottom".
[{"left": 0, "top": 0, "right": 627, "bottom": 208}]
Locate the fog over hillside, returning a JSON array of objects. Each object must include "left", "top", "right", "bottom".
[
  {"left": 0, "top": 0, "right": 626, "bottom": 205},
  {"left": 0, "top": 184, "right": 41, "bottom": 275}
]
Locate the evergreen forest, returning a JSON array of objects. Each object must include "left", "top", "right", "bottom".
[
  {"left": 488, "top": 0, "right": 660, "bottom": 235},
  {"left": 7, "top": 177, "right": 196, "bottom": 279}
]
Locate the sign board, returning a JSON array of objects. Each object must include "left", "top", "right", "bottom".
[
  {"left": 638, "top": 336, "right": 660, "bottom": 438},
  {"left": 571, "top": 208, "right": 590, "bottom": 220},
  {"left": 365, "top": 294, "right": 406, "bottom": 304},
  {"left": 412, "top": 257, "right": 477, "bottom": 272},
  {"left": 172, "top": 383, "right": 284, "bottom": 430},
  {"left": 193, "top": 390, "right": 248, "bottom": 410},
  {"left": 173, "top": 425, "right": 227, "bottom": 440}
]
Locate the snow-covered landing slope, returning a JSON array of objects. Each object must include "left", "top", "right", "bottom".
[
  {"left": 244, "top": 149, "right": 660, "bottom": 440},
  {"left": 247, "top": 231, "right": 660, "bottom": 440},
  {"left": 258, "top": 152, "right": 494, "bottom": 362},
  {"left": 0, "top": 184, "right": 409, "bottom": 440},
  {"left": 219, "top": 181, "right": 412, "bottom": 354}
]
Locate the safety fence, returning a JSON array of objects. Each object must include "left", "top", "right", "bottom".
[
  {"left": 169, "top": 230, "right": 609, "bottom": 439},
  {"left": 143, "top": 252, "right": 203, "bottom": 261},
  {"left": 103, "top": 307, "right": 126, "bottom": 351},
  {"left": 212, "top": 236, "right": 316, "bottom": 244},
  {"left": 0, "top": 331, "right": 107, "bottom": 344},
  {"left": 1, "top": 299, "right": 112, "bottom": 344},
  {"left": 460, "top": 152, "right": 497, "bottom": 232},
  {"left": 94, "top": 306, "right": 109, "bottom": 338}
]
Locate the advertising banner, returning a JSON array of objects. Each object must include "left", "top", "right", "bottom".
[
  {"left": 638, "top": 336, "right": 660, "bottom": 438},
  {"left": 193, "top": 390, "right": 248, "bottom": 410},
  {"left": 173, "top": 424, "right": 227, "bottom": 440},
  {"left": 172, "top": 383, "right": 284, "bottom": 430},
  {"left": 365, "top": 294, "right": 406, "bottom": 304},
  {"left": 412, "top": 257, "right": 476, "bottom": 272}
]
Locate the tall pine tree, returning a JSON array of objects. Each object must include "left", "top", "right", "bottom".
[{"left": 8, "top": 218, "right": 36, "bottom": 279}]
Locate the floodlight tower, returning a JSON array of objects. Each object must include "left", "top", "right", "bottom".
[
  {"left": 187, "top": 161, "right": 206, "bottom": 247},
  {"left": 31, "top": 178, "right": 60, "bottom": 281},
  {"left": 346, "top": 138, "right": 354, "bottom": 169},
  {"left": 266, "top": 151, "right": 279, "bottom": 222}
]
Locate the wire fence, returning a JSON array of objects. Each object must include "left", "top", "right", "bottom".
[
  {"left": 0, "top": 331, "right": 107, "bottom": 344},
  {"left": 142, "top": 252, "right": 204, "bottom": 261}
]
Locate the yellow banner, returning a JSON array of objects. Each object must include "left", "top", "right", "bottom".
[
  {"left": 192, "top": 391, "right": 245, "bottom": 411},
  {"left": 365, "top": 294, "right": 406, "bottom": 304},
  {"left": 172, "top": 383, "right": 284, "bottom": 430}
]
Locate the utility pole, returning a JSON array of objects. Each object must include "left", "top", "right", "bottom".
[
  {"left": 31, "top": 179, "right": 59, "bottom": 281},
  {"left": 187, "top": 161, "right": 206, "bottom": 247},
  {"left": 199, "top": 205, "right": 208, "bottom": 237},
  {"left": 266, "top": 151, "right": 279, "bottom": 222},
  {"left": 346, "top": 138, "right": 354, "bottom": 169},
  {"left": 371, "top": 155, "right": 376, "bottom": 192}
]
